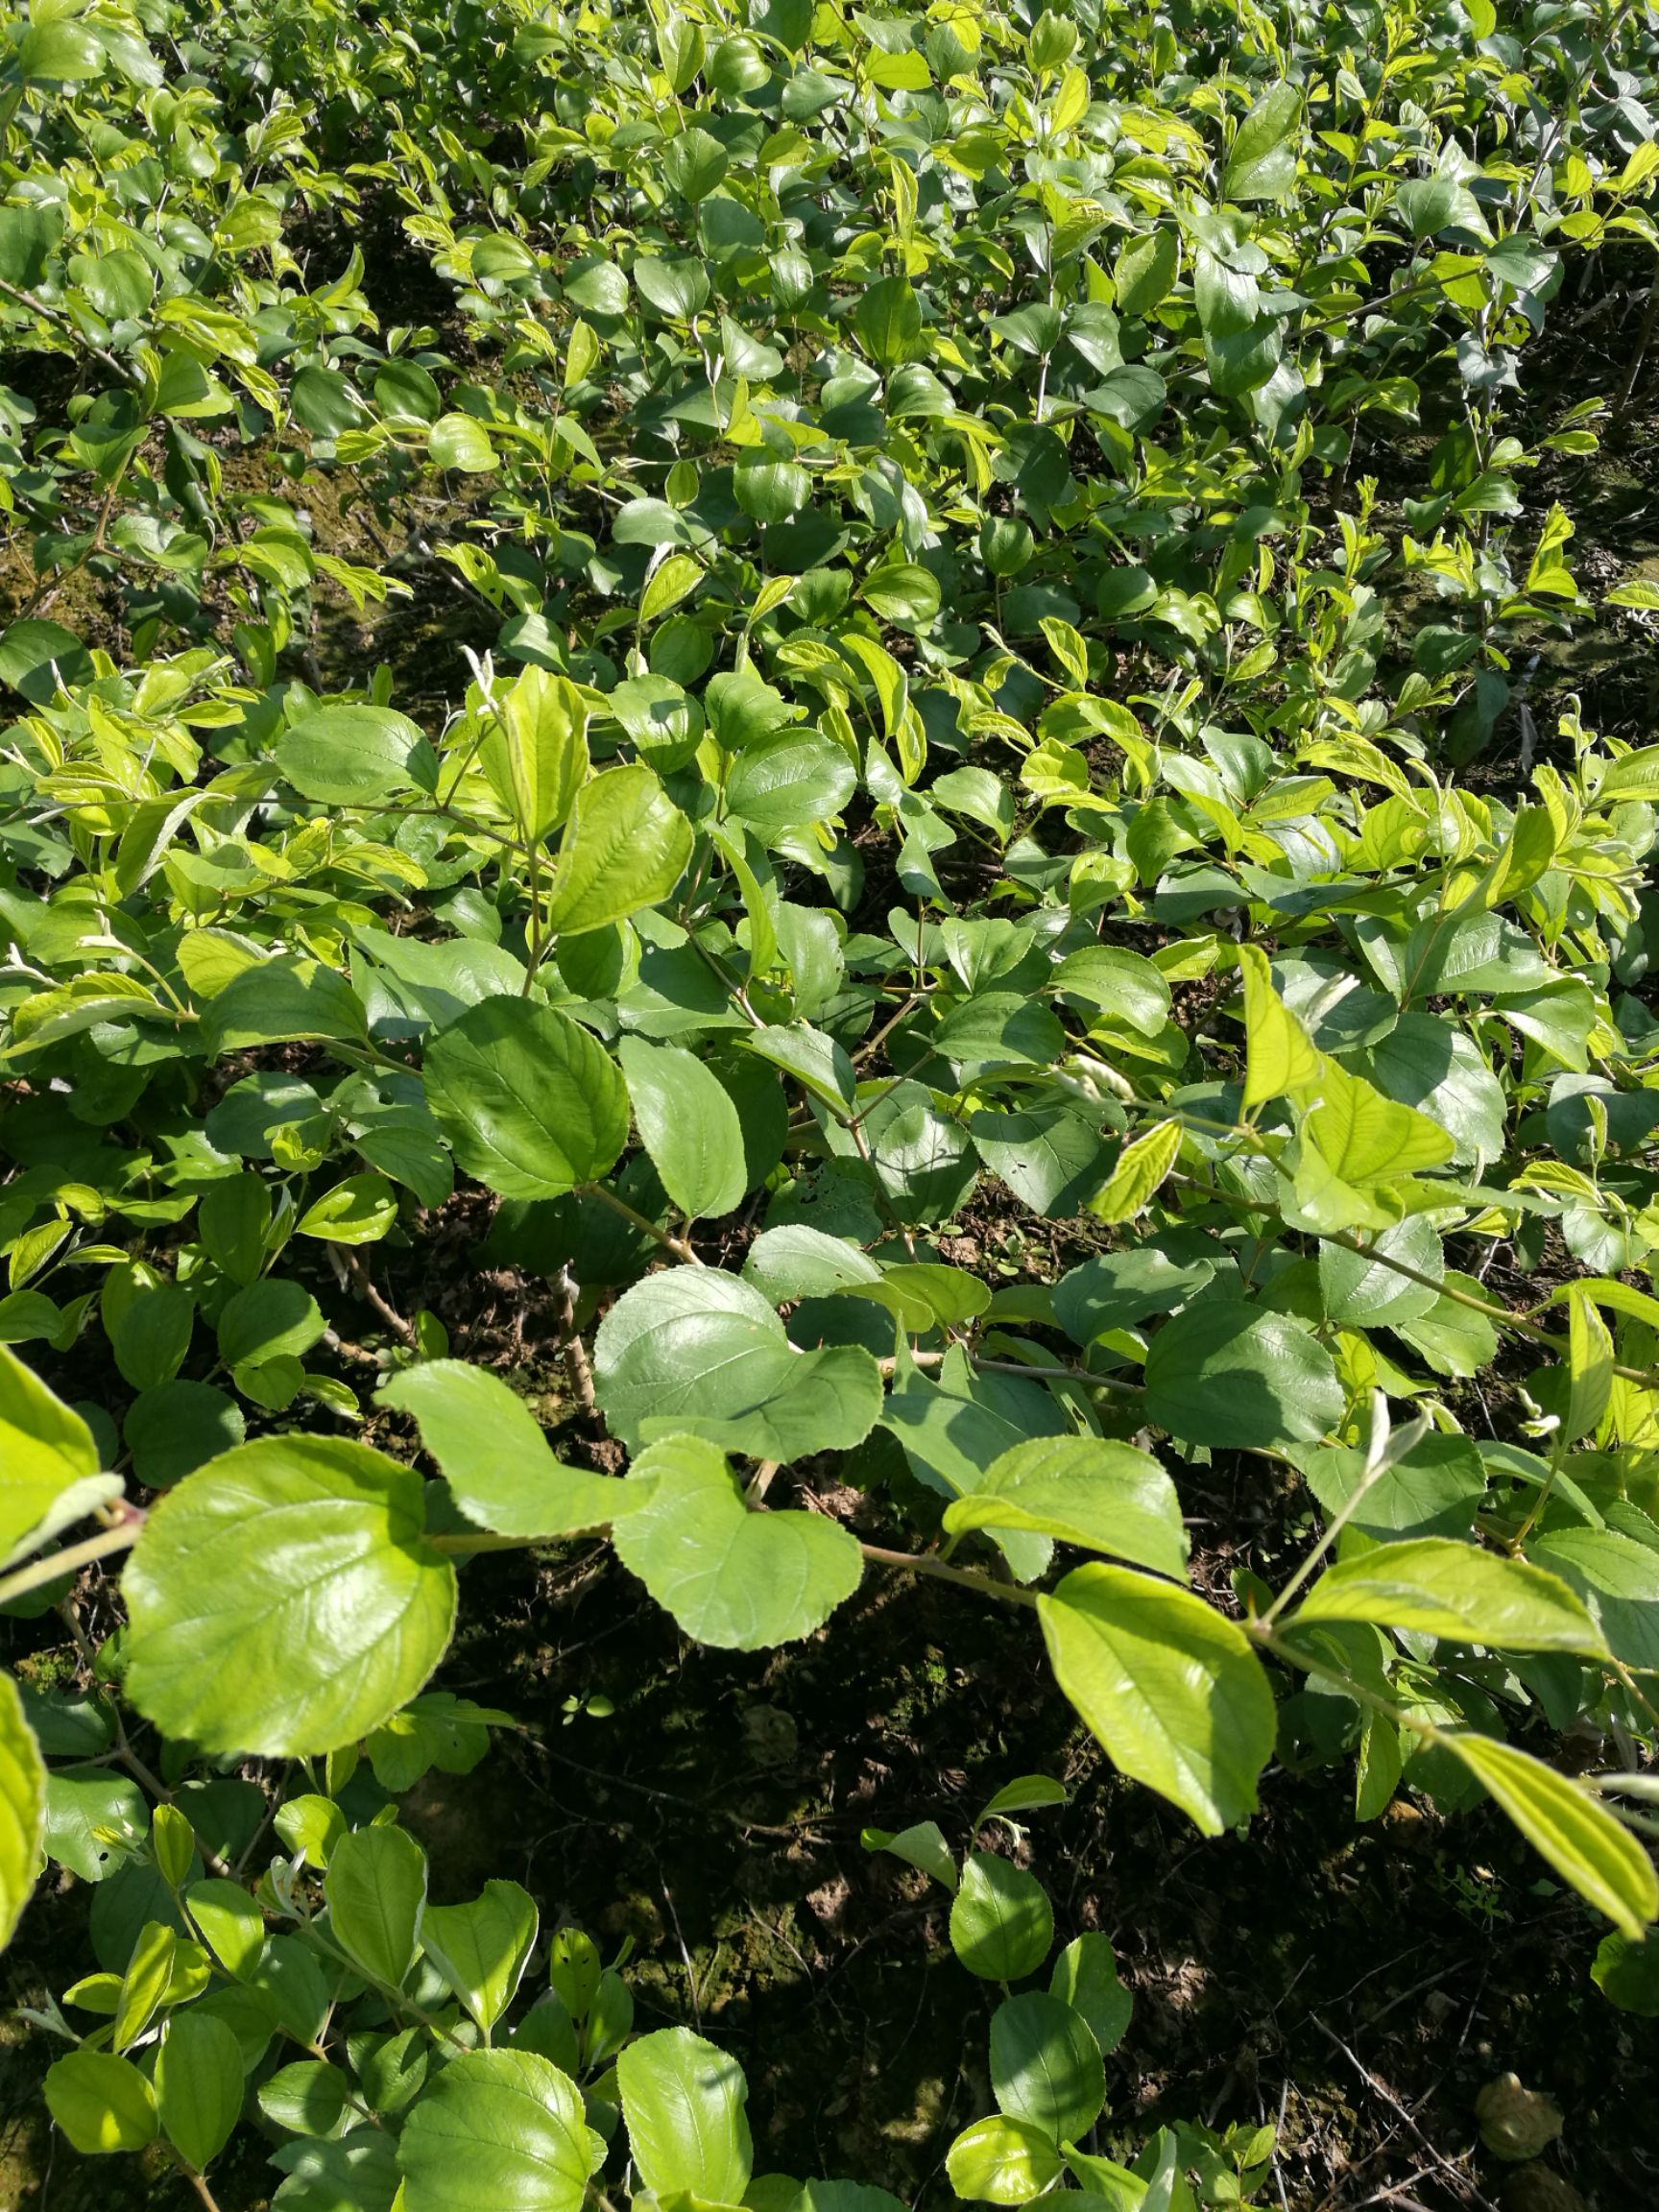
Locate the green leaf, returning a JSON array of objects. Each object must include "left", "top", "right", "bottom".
[
  {"left": 1114, "top": 227, "right": 1178, "bottom": 318},
  {"left": 618, "top": 1039, "right": 748, "bottom": 1220},
  {"left": 1564, "top": 1284, "right": 1614, "bottom": 1444},
  {"left": 202, "top": 957, "right": 368, "bottom": 1057},
  {"left": 377, "top": 1360, "right": 633, "bottom": 1538},
  {"left": 594, "top": 1269, "right": 882, "bottom": 1457},
  {"left": 1291, "top": 1537, "right": 1606, "bottom": 1654},
  {"left": 18, "top": 21, "right": 106, "bottom": 82},
  {"left": 0, "top": 205, "right": 63, "bottom": 290},
  {"left": 325, "top": 1824, "right": 427, "bottom": 1986},
  {"left": 1592, "top": 1929, "right": 1659, "bottom": 2015},
  {"left": 968, "top": 1108, "right": 1109, "bottom": 1218},
  {"left": 1393, "top": 1274, "right": 1501, "bottom": 1379},
  {"left": 1088, "top": 1118, "right": 1181, "bottom": 1225},
  {"left": 1297, "top": 1433, "right": 1487, "bottom": 1544},
  {"left": 108, "top": 1277, "right": 193, "bottom": 1392},
  {"left": 862, "top": 1818, "right": 958, "bottom": 1889},
  {"left": 215, "top": 1281, "right": 324, "bottom": 1370},
  {"left": 946, "top": 2115, "right": 1065, "bottom": 2203},
  {"left": 1525, "top": 1528, "right": 1659, "bottom": 1672},
  {"left": 1049, "top": 1933, "right": 1132, "bottom": 2056},
  {"left": 1304, "top": 1058, "right": 1455, "bottom": 1186},
  {"left": 123, "top": 1437, "right": 457, "bottom": 1755},
  {"left": 611, "top": 1433, "right": 863, "bottom": 1650},
  {"left": 273, "top": 706, "right": 436, "bottom": 806},
  {"left": 156, "top": 2012, "right": 243, "bottom": 2172},
  {"left": 428, "top": 413, "right": 496, "bottom": 471},
  {"left": 44, "top": 2051, "right": 158, "bottom": 2154},
  {"left": 298, "top": 1171, "right": 398, "bottom": 1245},
  {"left": 1223, "top": 81, "right": 1302, "bottom": 201},
  {"left": 663, "top": 127, "right": 730, "bottom": 202},
  {"left": 854, "top": 273, "right": 922, "bottom": 366},
  {"left": 397, "top": 2050, "right": 601, "bottom": 2212},
  {"left": 1318, "top": 1215, "right": 1443, "bottom": 1328},
  {"left": 1142, "top": 1304, "right": 1342, "bottom": 1450},
  {"left": 1238, "top": 944, "right": 1321, "bottom": 1105},
  {"left": 422, "top": 998, "right": 630, "bottom": 1201},
  {"left": 742, "top": 1225, "right": 882, "bottom": 1303},
  {"left": 617, "top": 2026, "right": 753, "bottom": 2202},
  {"left": 544, "top": 765, "right": 694, "bottom": 935},
  {"left": 423, "top": 1881, "right": 539, "bottom": 2032},
  {"left": 0, "top": 1672, "right": 45, "bottom": 1951},
  {"left": 949, "top": 1849, "right": 1054, "bottom": 1980},
  {"left": 1050, "top": 946, "right": 1171, "bottom": 1036},
  {"left": 479, "top": 668, "right": 589, "bottom": 842},
  {"left": 42, "top": 1767, "right": 146, "bottom": 1882},
  {"left": 0, "top": 1344, "right": 100, "bottom": 1561},
  {"left": 942, "top": 1436, "right": 1189, "bottom": 1581},
  {"left": 725, "top": 727, "right": 858, "bottom": 838},
  {"left": 259, "top": 2059, "right": 349, "bottom": 2136},
  {"left": 1444, "top": 1735, "right": 1658, "bottom": 1938},
  {"left": 184, "top": 1879, "right": 266, "bottom": 1981},
  {"left": 1039, "top": 1564, "right": 1277, "bottom": 1835},
  {"left": 990, "top": 1990, "right": 1104, "bottom": 2140}
]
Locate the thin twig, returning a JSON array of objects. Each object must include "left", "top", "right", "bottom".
[
  {"left": 580, "top": 1180, "right": 704, "bottom": 1264},
  {"left": 0, "top": 1519, "right": 142, "bottom": 1608},
  {"left": 344, "top": 1249, "right": 417, "bottom": 1347},
  {"left": 1311, "top": 2017, "right": 1499, "bottom": 2212}
]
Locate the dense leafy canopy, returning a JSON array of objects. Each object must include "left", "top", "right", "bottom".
[{"left": 3, "top": 0, "right": 1659, "bottom": 2197}]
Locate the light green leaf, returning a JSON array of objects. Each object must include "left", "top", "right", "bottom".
[
  {"left": 1445, "top": 1735, "right": 1658, "bottom": 1938},
  {"left": 949, "top": 1850, "right": 1054, "bottom": 1981},
  {"left": 594, "top": 1269, "right": 881, "bottom": 1458},
  {"left": 862, "top": 1818, "right": 958, "bottom": 1890},
  {"left": 943, "top": 1436, "right": 1188, "bottom": 1581},
  {"left": 422, "top": 998, "right": 629, "bottom": 1201},
  {"left": 325, "top": 1824, "right": 426, "bottom": 1987},
  {"left": 202, "top": 956, "right": 368, "bottom": 1057},
  {"left": 725, "top": 727, "right": 857, "bottom": 839},
  {"left": 1564, "top": 1284, "right": 1614, "bottom": 1444},
  {"left": 617, "top": 2027, "right": 753, "bottom": 2203},
  {"left": 273, "top": 705, "right": 435, "bottom": 806},
  {"left": 611, "top": 1434, "right": 863, "bottom": 1650},
  {"left": 1088, "top": 1118, "right": 1181, "bottom": 1225},
  {"left": 1292, "top": 1537, "right": 1606, "bottom": 1653},
  {"left": 44, "top": 2051, "right": 158, "bottom": 2154},
  {"left": 429, "top": 413, "right": 496, "bottom": 471},
  {"left": 297, "top": 1171, "right": 398, "bottom": 1245},
  {"left": 377, "top": 1360, "right": 634, "bottom": 1538},
  {"left": 1304, "top": 1057, "right": 1455, "bottom": 1186},
  {"left": 0, "top": 1345, "right": 100, "bottom": 1563},
  {"left": 544, "top": 764, "right": 693, "bottom": 935},
  {"left": 397, "top": 2049, "right": 601, "bottom": 2212},
  {"left": 479, "top": 667, "right": 589, "bottom": 841},
  {"left": 123, "top": 1437, "right": 457, "bottom": 1755},
  {"left": 1049, "top": 1932, "right": 1132, "bottom": 2056},
  {"left": 946, "top": 2115, "right": 1065, "bottom": 2204},
  {"left": 0, "top": 1672, "right": 45, "bottom": 1952},
  {"left": 990, "top": 1990, "right": 1104, "bottom": 2141},
  {"left": 618, "top": 1038, "right": 748, "bottom": 1220},
  {"left": 422, "top": 1881, "right": 539, "bottom": 2032},
  {"left": 156, "top": 2012, "right": 243, "bottom": 2172},
  {"left": 1039, "top": 1565, "right": 1277, "bottom": 1835},
  {"left": 1238, "top": 943, "right": 1320, "bottom": 1106},
  {"left": 184, "top": 1879, "right": 265, "bottom": 1981}
]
